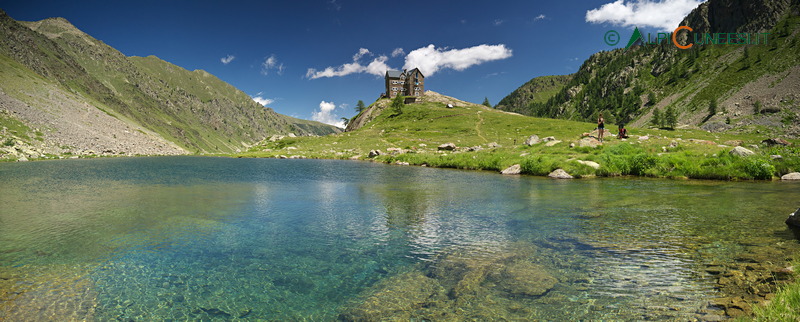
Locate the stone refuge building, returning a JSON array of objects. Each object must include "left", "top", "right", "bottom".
[{"left": 384, "top": 68, "right": 425, "bottom": 99}]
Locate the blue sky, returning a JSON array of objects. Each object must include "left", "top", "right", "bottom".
[{"left": 2, "top": 0, "right": 703, "bottom": 127}]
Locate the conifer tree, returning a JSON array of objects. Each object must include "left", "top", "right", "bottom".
[
  {"left": 664, "top": 105, "right": 677, "bottom": 129},
  {"left": 651, "top": 108, "right": 662, "bottom": 128},
  {"left": 482, "top": 97, "right": 492, "bottom": 108},
  {"left": 355, "top": 100, "right": 366, "bottom": 113}
]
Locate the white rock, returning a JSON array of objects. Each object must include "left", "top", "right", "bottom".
[
  {"left": 729, "top": 146, "right": 755, "bottom": 157},
  {"left": 501, "top": 164, "right": 522, "bottom": 175},
  {"left": 545, "top": 140, "right": 562, "bottom": 147},
  {"left": 781, "top": 172, "right": 800, "bottom": 180},
  {"left": 524, "top": 135, "right": 541, "bottom": 146},
  {"left": 576, "top": 160, "right": 600, "bottom": 169},
  {"left": 548, "top": 169, "right": 573, "bottom": 179}
]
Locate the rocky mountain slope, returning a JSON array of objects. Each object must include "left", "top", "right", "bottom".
[
  {"left": 0, "top": 10, "right": 339, "bottom": 160},
  {"left": 495, "top": 75, "right": 572, "bottom": 115},
  {"left": 498, "top": 0, "right": 800, "bottom": 138}
]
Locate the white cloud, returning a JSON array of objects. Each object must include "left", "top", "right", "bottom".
[
  {"left": 220, "top": 55, "right": 235, "bottom": 65},
  {"left": 312, "top": 101, "right": 345, "bottom": 128},
  {"left": 493, "top": 19, "right": 504, "bottom": 26},
  {"left": 534, "top": 14, "right": 546, "bottom": 21},
  {"left": 252, "top": 95, "right": 274, "bottom": 107},
  {"left": 306, "top": 49, "right": 388, "bottom": 79},
  {"left": 391, "top": 48, "right": 405, "bottom": 57},
  {"left": 261, "top": 54, "right": 285, "bottom": 75},
  {"left": 585, "top": 0, "right": 705, "bottom": 31},
  {"left": 307, "top": 44, "right": 512, "bottom": 80},
  {"left": 403, "top": 44, "right": 513, "bottom": 76},
  {"left": 353, "top": 48, "right": 371, "bottom": 61}
]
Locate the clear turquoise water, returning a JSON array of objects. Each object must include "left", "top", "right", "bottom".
[{"left": 0, "top": 156, "right": 798, "bottom": 320}]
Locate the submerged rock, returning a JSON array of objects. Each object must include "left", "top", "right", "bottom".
[
  {"left": 338, "top": 271, "right": 447, "bottom": 321},
  {"left": 489, "top": 260, "right": 557, "bottom": 297}
]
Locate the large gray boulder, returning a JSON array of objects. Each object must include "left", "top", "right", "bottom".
[
  {"left": 786, "top": 208, "right": 800, "bottom": 228},
  {"left": 577, "top": 137, "right": 601, "bottom": 148},
  {"left": 438, "top": 143, "right": 457, "bottom": 151},
  {"left": 781, "top": 172, "right": 800, "bottom": 180},
  {"left": 524, "top": 135, "right": 541, "bottom": 146},
  {"left": 368, "top": 150, "right": 382, "bottom": 158},
  {"left": 729, "top": 146, "right": 755, "bottom": 157}
]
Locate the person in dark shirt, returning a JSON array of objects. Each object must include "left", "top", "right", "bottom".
[{"left": 597, "top": 113, "right": 605, "bottom": 142}]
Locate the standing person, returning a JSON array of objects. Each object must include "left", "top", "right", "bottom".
[{"left": 597, "top": 113, "right": 605, "bottom": 142}]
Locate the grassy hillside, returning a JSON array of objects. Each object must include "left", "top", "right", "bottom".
[
  {"left": 240, "top": 93, "right": 799, "bottom": 181},
  {"left": 0, "top": 10, "right": 338, "bottom": 156},
  {"left": 498, "top": 1, "right": 800, "bottom": 138},
  {"left": 495, "top": 75, "right": 571, "bottom": 113}
]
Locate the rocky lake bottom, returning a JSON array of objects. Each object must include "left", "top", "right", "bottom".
[{"left": 1, "top": 157, "right": 799, "bottom": 320}]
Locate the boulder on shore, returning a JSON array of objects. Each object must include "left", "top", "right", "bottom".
[
  {"left": 500, "top": 164, "right": 522, "bottom": 175},
  {"left": 548, "top": 169, "right": 573, "bottom": 179},
  {"left": 368, "top": 150, "right": 382, "bottom": 158},
  {"left": 782, "top": 172, "right": 800, "bottom": 180},
  {"left": 786, "top": 208, "right": 800, "bottom": 228}
]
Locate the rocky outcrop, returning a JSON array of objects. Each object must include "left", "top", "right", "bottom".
[
  {"left": 679, "top": 0, "right": 793, "bottom": 37},
  {"left": 437, "top": 143, "right": 456, "bottom": 151}
]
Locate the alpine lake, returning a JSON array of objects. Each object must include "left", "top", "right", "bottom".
[{"left": 1, "top": 156, "right": 799, "bottom": 320}]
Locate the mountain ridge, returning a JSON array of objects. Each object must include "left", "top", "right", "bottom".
[
  {"left": 0, "top": 9, "right": 339, "bottom": 160},
  {"left": 497, "top": 0, "right": 800, "bottom": 138}
]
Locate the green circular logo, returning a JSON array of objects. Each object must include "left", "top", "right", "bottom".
[{"left": 604, "top": 30, "right": 620, "bottom": 46}]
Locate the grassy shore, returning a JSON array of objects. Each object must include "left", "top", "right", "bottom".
[
  {"left": 238, "top": 99, "right": 799, "bottom": 181},
  {"left": 750, "top": 259, "right": 800, "bottom": 321}
]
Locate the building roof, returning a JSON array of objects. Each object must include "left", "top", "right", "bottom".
[{"left": 386, "top": 70, "right": 402, "bottom": 78}]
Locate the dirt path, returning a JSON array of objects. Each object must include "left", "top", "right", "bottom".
[{"left": 475, "top": 111, "right": 488, "bottom": 143}]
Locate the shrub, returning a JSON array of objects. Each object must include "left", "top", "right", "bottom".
[
  {"left": 520, "top": 156, "right": 558, "bottom": 175},
  {"left": 741, "top": 158, "right": 775, "bottom": 180}
]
